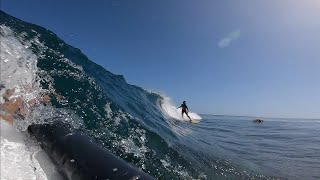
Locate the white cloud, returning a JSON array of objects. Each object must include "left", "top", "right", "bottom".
[{"left": 218, "top": 29, "right": 241, "bottom": 48}]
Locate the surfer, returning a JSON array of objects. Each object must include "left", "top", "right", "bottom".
[
  {"left": 177, "top": 101, "right": 192, "bottom": 121},
  {"left": 253, "top": 118, "right": 264, "bottom": 123}
]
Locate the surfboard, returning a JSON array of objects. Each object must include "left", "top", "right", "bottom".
[
  {"left": 28, "top": 122, "right": 155, "bottom": 179},
  {"left": 190, "top": 119, "right": 200, "bottom": 124}
]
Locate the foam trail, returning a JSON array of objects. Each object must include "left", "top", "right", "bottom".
[{"left": 160, "top": 96, "right": 202, "bottom": 121}]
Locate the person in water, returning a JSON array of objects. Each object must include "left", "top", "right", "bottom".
[{"left": 177, "top": 101, "right": 192, "bottom": 121}]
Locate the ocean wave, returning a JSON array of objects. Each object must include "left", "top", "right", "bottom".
[{"left": 0, "top": 11, "right": 207, "bottom": 179}]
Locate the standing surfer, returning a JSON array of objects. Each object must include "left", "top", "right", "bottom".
[{"left": 177, "top": 101, "right": 192, "bottom": 121}]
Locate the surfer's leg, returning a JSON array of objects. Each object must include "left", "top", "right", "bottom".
[
  {"left": 186, "top": 112, "right": 192, "bottom": 121},
  {"left": 182, "top": 109, "right": 186, "bottom": 117}
]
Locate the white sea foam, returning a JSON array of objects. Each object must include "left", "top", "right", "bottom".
[
  {"left": 0, "top": 120, "right": 63, "bottom": 180},
  {"left": 0, "top": 25, "right": 64, "bottom": 180},
  {"left": 159, "top": 96, "right": 202, "bottom": 121},
  {"left": 0, "top": 25, "right": 52, "bottom": 130},
  {"left": 0, "top": 25, "right": 41, "bottom": 104}
]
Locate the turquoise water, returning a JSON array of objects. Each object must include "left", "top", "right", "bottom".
[{"left": 1, "top": 10, "right": 319, "bottom": 179}]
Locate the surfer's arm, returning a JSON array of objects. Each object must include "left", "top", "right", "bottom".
[{"left": 177, "top": 105, "right": 181, "bottom": 109}]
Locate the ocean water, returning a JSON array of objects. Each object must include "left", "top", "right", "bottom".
[{"left": 1, "top": 10, "right": 320, "bottom": 180}]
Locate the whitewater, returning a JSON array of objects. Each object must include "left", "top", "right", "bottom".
[{"left": 1, "top": 11, "right": 320, "bottom": 180}]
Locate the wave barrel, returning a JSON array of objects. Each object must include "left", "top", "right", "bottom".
[{"left": 27, "top": 122, "right": 155, "bottom": 180}]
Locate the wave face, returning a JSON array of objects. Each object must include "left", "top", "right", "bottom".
[{"left": 0, "top": 11, "right": 287, "bottom": 179}]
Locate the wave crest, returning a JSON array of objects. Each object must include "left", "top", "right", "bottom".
[{"left": 159, "top": 96, "right": 202, "bottom": 121}]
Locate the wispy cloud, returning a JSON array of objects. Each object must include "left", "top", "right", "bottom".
[{"left": 218, "top": 29, "right": 241, "bottom": 48}]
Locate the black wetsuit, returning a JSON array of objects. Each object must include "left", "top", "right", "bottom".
[{"left": 180, "top": 104, "right": 188, "bottom": 112}]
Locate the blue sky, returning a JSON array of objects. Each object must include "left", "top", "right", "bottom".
[{"left": 2, "top": 0, "right": 320, "bottom": 118}]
